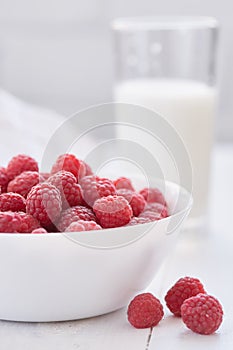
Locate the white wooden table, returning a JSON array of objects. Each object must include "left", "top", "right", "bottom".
[{"left": 0, "top": 144, "right": 232, "bottom": 350}]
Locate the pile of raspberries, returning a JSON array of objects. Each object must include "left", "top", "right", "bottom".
[
  {"left": 127, "top": 277, "right": 224, "bottom": 335},
  {"left": 0, "top": 154, "right": 168, "bottom": 233}
]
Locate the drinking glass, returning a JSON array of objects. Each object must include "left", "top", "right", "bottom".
[{"left": 112, "top": 17, "right": 219, "bottom": 226}]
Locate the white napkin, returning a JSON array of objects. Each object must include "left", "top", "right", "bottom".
[{"left": 0, "top": 89, "right": 64, "bottom": 167}]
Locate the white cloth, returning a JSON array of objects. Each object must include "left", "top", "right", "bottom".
[{"left": 0, "top": 90, "right": 64, "bottom": 167}]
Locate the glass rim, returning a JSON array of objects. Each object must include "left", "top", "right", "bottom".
[{"left": 111, "top": 16, "right": 218, "bottom": 31}]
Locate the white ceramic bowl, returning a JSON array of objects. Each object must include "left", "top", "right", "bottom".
[{"left": 0, "top": 178, "right": 192, "bottom": 322}]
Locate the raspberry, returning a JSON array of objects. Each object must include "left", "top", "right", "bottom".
[
  {"left": 57, "top": 206, "right": 96, "bottom": 231},
  {"left": 143, "top": 202, "right": 168, "bottom": 218},
  {"left": 0, "top": 211, "right": 22, "bottom": 233},
  {"left": 26, "top": 183, "right": 62, "bottom": 228},
  {"left": 83, "top": 162, "right": 93, "bottom": 176},
  {"left": 51, "top": 154, "right": 86, "bottom": 181},
  {"left": 40, "top": 173, "right": 51, "bottom": 181},
  {"left": 93, "top": 195, "right": 132, "bottom": 228},
  {"left": 138, "top": 212, "right": 160, "bottom": 221},
  {"left": 127, "top": 293, "right": 164, "bottom": 329},
  {"left": 17, "top": 212, "right": 41, "bottom": 233},
  {"left": 127, "top": 216, "right": 153, "bottom": 226},
  {"left": 0, "top": 192, "right": 26, "bottom": 212},
  {"left": 7, "top": 154, "right": 38, "bottom": 180},
  {"left": 0, "top": 167, "right": 9, "bottom": 193},
  {"left": 32, "top": 227, "right": 48, "bottom": 234},
  {"left": 65, "top": 221, "right": 84, "bottom": 232},
  {"left": 48, "top": 171, "right": 83, "bottom": 208},
  {"left": 181, "top": 294, "right": 223, "bottom": 335},
  {"left": 114, "top": 177, "right": 135, "bottom": 191},
  {"left": 139, "top": 187, "right": 166, "bottom": 205},
  {"left": 117, "top": 189, "right": 146, "bottom": 216},
  {"left": 139, "top": 203, "right": 168, "bottom": 222},
  {"left": 65, "top": 220, "right": 102, "bottom": 232},
  {"left": 165, "top": 277, "right": 206, "bottom": 317},
  {"left": 80, "top": 175, "right": 116, "bottom": 207},
  {"left": 7, "top": 171, "right": 42, "bottom": 198}
]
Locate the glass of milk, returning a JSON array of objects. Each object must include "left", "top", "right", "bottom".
[{"left": 112, "top": 17, "right": 219, "bottom": 226}]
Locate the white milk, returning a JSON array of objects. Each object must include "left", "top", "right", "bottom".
[{"left": 114, "top": 79, "right": 217, "bottom": 221}]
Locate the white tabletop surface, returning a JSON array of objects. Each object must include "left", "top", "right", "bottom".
[{"left": 0, "top": 144, "right": 232, "bottom": 350}]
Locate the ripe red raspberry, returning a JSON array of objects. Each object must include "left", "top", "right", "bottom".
[
  {"left": 7, "top": 171, "right": 42, "bottom": 198},
  {"left": 165, "top": 277, "right": 206, "bottom": 317},
  {"left": 0, "top": 167, "right": 9, "bottom": 193},
  {"left": 139, "top": 211, "right": 163, "bottom": 221},
  {"left": 26, "top": 183, "right": 62, "bottom": 228},
  {"left": 143, "top": 202, "right": 168, "bottom": 218},
  {"left": 181, "top": 294, "right": 223, "bottom": 335},
  {"left": 114, "top": 177, "right": 135, "bottom": 191},
  {"left": 83, "top": 162, "right": 93, "bottom": 176},
  {"left": 0, "top": 211, "right": 22, "bottom": 233},
  {"left": 32, "top": 227, "right": 48, "bottom": 234},
  {"left": 17, "top": 212, "right": 41, "bottom": 233},
  {"left": 51, "top": 154, "right": 86, "bottom": 181},
  {"left": 80, "top": 175, "right": 116, "bottom": 207},
  {"left": 127, "top": 216, "right": 153, "bottom": 226},
  {"left": 57, "top": 206, "right": 96, "bottom": 231},
  {"left": 7, "top": 154, "right": 38, "bottom": 180},
  {"left": 139, "top": 187, "right": 166, "bottom": 206},
  {"left": 127, "top": 293, "right": 164, "bottom": 329},
  {"left": 0, "top": 192, "right": 26, "bottom": 212},
  {"left": 47, "top": 171, "right": 83, "bottom": 208},
  {"left": 65, "top": 220, "right": 102, "bottom": 232},
  {"left": 117, "top": 189, "right": 146, "bottom": 217},
  {"left": 40, "top": 173, "right": 51, "bottom": 181},
  {"left": 139, "top": 203, "right": 168, "bottom": 222},
  {"left": 93, "top": 195, "right": 132, "bottom": 228}
]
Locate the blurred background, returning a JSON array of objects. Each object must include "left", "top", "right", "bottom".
[{"left": 0, "top": 0, "right": 232, "bottom": 142}]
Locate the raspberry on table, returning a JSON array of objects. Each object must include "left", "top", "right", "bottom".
[
  {"left": 7, "top": 154, "right": 39, "bottom": 180},
  {"left": 114, "top": 177, "right": 135, "bottom": 191},
  {"left": 0, "top": 211, "right": 22, "bottom": 233},
  {"left": 127, "top": 293, "right": 164, "bottom": 329},
  {"left": 93, "top": 195, "right": 133, "bottom": 228},
  {"left": 26, "top": 183, "right": 62, "bottom": 228},
  {"left": 57, "top": 205, "right": 96, "bottom": 231},
  {"left": 17, "top": 212, "right": 41, "bottom": 233},
  {"left": 165, "top": 276, "right": 206, "bottom": 317},
  {"left": 65, "top": 220, "right": 102, "bottom": 232},
  {"left": 80, "top": 175, "right": 116, "bottom": 207},
  {"left": 181, "top": 294, "right": 223, "bottom": 335},
  {"left": 51, "top": 154, "right": 86, "bottom": 182},
  {"left": 48, "top": 171, "right": 83, "bottom": 208},
  {"left": 0, "top": 167, "right": 9, "bottom": 193},
  {"left": 7, "top": 171, "right": 42, "bottom": 198},
  {"left": 31, "top": 227, "right": 48, "bottom": 234},
  {"left": 0, "top": 192, "right": 26, "bottom": 212},
  {"left": 117, "top": 189, "right": 146, "bottom": 216},
  {"left": 139, "top": 187, "right": 166, "bottom": 206}
]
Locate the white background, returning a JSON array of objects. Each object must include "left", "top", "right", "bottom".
[{"left": 0, "top": 0, "right": 232, "bottom": 142}]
